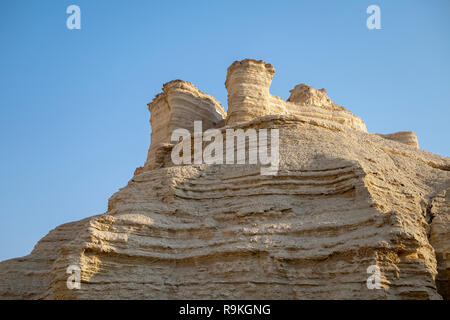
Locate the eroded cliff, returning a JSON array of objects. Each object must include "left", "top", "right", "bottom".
[{"left": 0, "top": 59, "right": 448, "bottom": 300}]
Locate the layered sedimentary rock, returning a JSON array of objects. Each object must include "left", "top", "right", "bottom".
[
  {"left": 225, "top": 59, "right": 275, "bottom": 124},
  {"left": 146, "top": 80, "right": 226, "bottom": 169},
  {"left": 0, "top": 59, "right": 449, "bottom": 300},
  {"left": 376, "top": 131, "right": 419, "bottom": 148},
  {"left": 225, "top": 59, "right": 366, "bottom": 132},
  {"left": 428, "top": 182, "right": 450, "bottom": 298}
]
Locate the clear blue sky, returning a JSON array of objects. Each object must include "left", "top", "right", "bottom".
[{"left": 1, "top": 0, "right": 449, "bottom": 261}]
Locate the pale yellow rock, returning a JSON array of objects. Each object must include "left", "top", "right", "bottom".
[
  {"left": 287, "top": 84, "right": 333, "bottom": 107},
  {"left": 0, "top": 59, "right": 449, "bottom": 300},
  {"left": 225, "top": 59, "right": 275, "bottom": 124},
  {"left": 428, "top": 183, "right": 450, "bottom": 298},
  {"left": 225, "top": 59, "right": 366, "bottom": 132},
  {"left": 146, "top": 80, "right": 226, "bottom": 169},
  {"left": 376, "top": 131, "right": 419, "bottom": 148}
]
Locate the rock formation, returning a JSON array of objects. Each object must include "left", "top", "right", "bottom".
[
  {"left": 0, "top": 59, "right": 448, "bottom": 300},
  {"left": 145, "top": 80, "right": 226, "bottom": 169}
]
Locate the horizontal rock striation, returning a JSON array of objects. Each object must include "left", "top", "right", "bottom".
[
  {"left": 376, "top": 131, "right": 419, "bottom": 148},
  {"left": 0, "top": 59, "right": 448, "bottom": 300},
  {"left": 225, "top": 59, "right": 275, "bottom": 124},
  {"left": 145, "top": 80, "right": 226, "bottom": 169},
  {"left": 225, "top": 59, "right": 366, "bottom": 132}
]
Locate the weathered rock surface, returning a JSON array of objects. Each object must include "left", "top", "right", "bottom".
[
  {"left": 0, "top": 59, "right": 448, "bottom": 300},
  {"left": 146, "top": 80, "right": 226, "bottom": 169},
  {"left": 376, "top": 131, "right": 419, "bottom": 148}
]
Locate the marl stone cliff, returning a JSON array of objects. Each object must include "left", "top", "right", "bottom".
[{"left": 0, "top": 59, "right": 448, "bottom": 299}]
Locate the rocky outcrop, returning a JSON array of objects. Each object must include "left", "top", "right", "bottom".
[
  {"left": 225, "top": 59, "right": 366, "bottom": 132},
  {"left": 376, "top": 131, "right": 419, "bottom": 148},
  {"left": 428, "top": 182, "right": 450, "bottom": 299},
  {"left": 0, "top": 59, "right": 448, "bottom": 300},
  {"left": 287, "top": 84, "right": 333, "bottom": 107},
  {"left": 146, "top": 80, "right": 226, "bottom": 169},
  {"left": 225, "top": 59, "right": 275, "bottom": 124}
]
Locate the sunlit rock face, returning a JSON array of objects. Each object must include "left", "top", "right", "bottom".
[
  {"left": 145, "top": 80, "right": 226, "bottom": 169},
  {"left": 376, "top": 131, "right": 419, "bottom": 148},
  {"left": 0, "top": 59, "right": 448, "bottom": 300}
]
